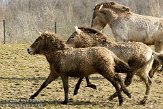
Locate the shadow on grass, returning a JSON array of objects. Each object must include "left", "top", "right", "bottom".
[
  {"left": 0, "top": 76, "right": 105, "bottom": 81},
  {"left": 0, "top": 77, "right": 46, "bottom": 81},
  {"left": 0, "top": 99, "right": 98, "bottom": 107}
]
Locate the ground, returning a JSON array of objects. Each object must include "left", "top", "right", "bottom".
[{"left": 0, "top": 44, "right": 163, "bottom": 109}]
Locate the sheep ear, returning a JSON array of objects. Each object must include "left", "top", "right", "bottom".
[
  {"left": 74, "top": 26, "right": 82, "bottom": 34},
  {"left": 99, "top": 4, "right": 103, "bottom": 10}
]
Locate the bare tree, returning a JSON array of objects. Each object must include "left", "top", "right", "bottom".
[{"left": 0, "top": 0, "right": 163, "bottom": 43}]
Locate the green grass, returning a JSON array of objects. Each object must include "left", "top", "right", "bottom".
[{"left": 0, "top": 44, "right": 163, "bottom": 109}]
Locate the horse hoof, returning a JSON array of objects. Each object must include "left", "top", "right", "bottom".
[
  {"left": 119, "top": 99, "right": 123, "bottom": 106},
  {"left": 73, "top": 91, "right": 78, "bottom": 96},
  {"left": 119, "top": 102, "right": 123, "bottom": 106},
  {"left": 108, "top": 95, "right": 114, "bottom": 101},
  {"left": 126, "top": 92, "right": 131, "bottom": 98},
  {"left": 29, "top": 95, "right": 35, "bottom": 99},
  {"left": 86, "top": 84, "right": 97, "bottom": 89},
  {"left": 61, "top": 100, "right": 68, "bottom": 105},
  {"left": 139, "top": 99, "right": 147, "bottom": 105},
  {"left": 124, "top": 80, "right": 131, "bottom": 86}
]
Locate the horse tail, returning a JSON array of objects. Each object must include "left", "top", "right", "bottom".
[{"left": 152, "top": 51, "right": 163, "bottom": 65}]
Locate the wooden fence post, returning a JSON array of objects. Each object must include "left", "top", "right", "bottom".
[
  {"left": 55, "top": 22, "right": 57, "bottom": 33},
  {"left": 3, "top": 20, "right": 6, "bottom": 44}
]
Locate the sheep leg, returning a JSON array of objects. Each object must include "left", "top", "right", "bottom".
[
  {"left": 73, "top": 77, "right": 84, "bottom": 95},
  {"left": 85, "top": 77, "right": 97, "bottom": 89},
  {"left": 30, "top": 72, "right": 58, "bottom": 99},
  {"left": 60, "top": 75, "right": 69, "bottom": 104},
  {"left": 139, "top": 75, "right": 152, "bottom": 105}
]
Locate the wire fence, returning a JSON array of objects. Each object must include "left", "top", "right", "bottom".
[
  {"left": 1, "top": 0, "right": 163, "bottom": 44},
  {"left": 0, "top": 19, "right": 92, "bottom": 44}
]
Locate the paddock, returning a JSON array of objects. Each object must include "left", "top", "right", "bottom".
[{"left": 0, "top": 44, "right": 163, "bottom": 108}]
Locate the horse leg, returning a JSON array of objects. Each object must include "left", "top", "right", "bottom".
[
  {"left": 155, "top": 40, "right": 163, "bottom": 53},
  {"left": 124, "top": 72, "right": 135, "bottom": 87},
  {"left": 30, "top": 72, "right": 59, "bottom": 99},
  {"left": 105, "top": 76, "right": 124, "bottom": 106},
  {"left": 149, "top": 59, "right": 160, "bottom": 78},
  {"left": 60, "top": 75, "right": 69, "bottom": 104},
  {"left": 109, "top": 73, "right": 133, "bottom": 101},
  {"left": 73, "top": 77, "right": 84, "bottom": 95},
  {"left": 85, "top": 77, "right": 97, "bottom": 89},
  {"left": 154, "top": 40, "right": 163, "bottom": 71},
  {"left": 115, "top": 74, "right": 131, "bottom": 98},
  {"left": 139, "top": 59, "right": 153, "bottom": 104},
  {"left": 139, "top": 75, "right": 152, "bottom": 105},
  {"left": 100, "top": 72, "right": 126, "bottom": 106}
]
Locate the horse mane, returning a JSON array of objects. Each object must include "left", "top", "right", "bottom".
[
  {"left": 78, "top": 27, "right": 108, "bottom": 42},
  {"left": 95, "top": 1, "right": 131, "bottom": 14},
  {"left": 41, "top": 31, "right": 67, "bottom": 50},
  {"left": 78, "top": 26, "right": 105, "bottom": 36}
]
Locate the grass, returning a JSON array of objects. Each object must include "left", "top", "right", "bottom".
[{"left": 0, "top": 44, "right": 163, "bottom": 109}]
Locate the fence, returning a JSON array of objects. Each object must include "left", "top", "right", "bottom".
[
  {"left": 1, "top": 0, "right": 163, "bottom": 44},
  {"left": 1, "top": 20, "right": 59, "bottom": 44}
]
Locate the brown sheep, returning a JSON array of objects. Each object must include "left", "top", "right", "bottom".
[
  {"left": 66, "top": 26, "right": 163, "bottom": 104},
  {"left": 27, "top": 31, "right": 133, "bottom": 106}
]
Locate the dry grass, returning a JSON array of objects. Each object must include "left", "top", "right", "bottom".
[{"left": 0, "top": 44, "right": 163, "bottom": 109}]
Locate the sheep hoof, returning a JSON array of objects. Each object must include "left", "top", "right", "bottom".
[
  {"left": 86, "top": 84, "right": 97, "bottom": 89},
  {"left": 61, "top": 100, "right": 68, "bottom": 105}
]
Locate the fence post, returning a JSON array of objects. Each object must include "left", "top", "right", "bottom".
[
  {"left": 3, "top": 20, "right": 6, "bottom": 44},
  {"left": 55, "top": 22, "right": 57, "bottom": 33}
]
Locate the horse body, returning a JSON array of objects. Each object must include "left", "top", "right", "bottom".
[
  {"left": 91, "top": 2, "right": 163, "bottom": 52},
  {"left": 111, "top": 13, "right": 162, "bottom": 45}
]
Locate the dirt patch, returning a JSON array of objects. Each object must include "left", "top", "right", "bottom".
[{"left": 0, "top": 44, "right": 163, "bottom": 109}]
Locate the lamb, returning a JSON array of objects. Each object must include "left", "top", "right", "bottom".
[
  {"left": 27, "top": 31, "right": 133, "bottom": 106},
  {"left": 66, "top": 26, "right": 163, "bottom": 104}
]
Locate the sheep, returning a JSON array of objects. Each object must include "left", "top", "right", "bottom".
[
  {"left": 27, "top": 31, "right": 133, "bottom": 106},
  {"left": 66, "top": 26, "right": 163, "bottom": 104}
]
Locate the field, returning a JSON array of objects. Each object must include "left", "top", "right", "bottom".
[{"left": 0, "top": 44, "right": 163, "bottom": 109}]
